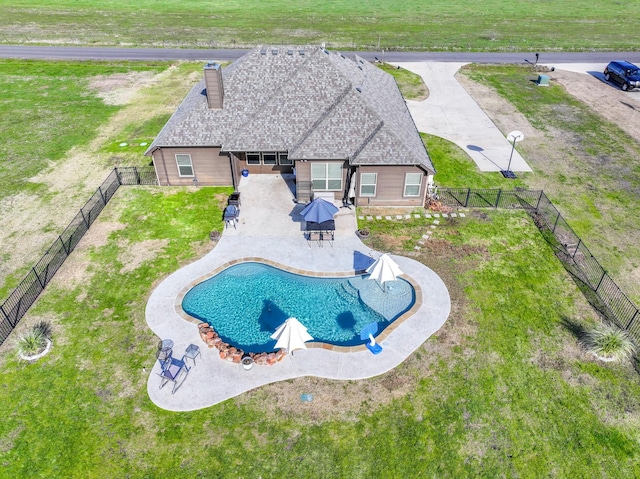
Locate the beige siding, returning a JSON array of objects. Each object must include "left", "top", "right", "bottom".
[
  {"left": 355, "top": 165, "right": 426, "bottom": 207},
  {"left": 153, "top": 147, "right": 232, "bottom": 186},
  {"left": 237, "top": 152, "right": 294, "bottom": 175}
]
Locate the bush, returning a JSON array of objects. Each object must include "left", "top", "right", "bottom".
[
  {"left": 16, "top": 322, "right": 51, "bottom": 358},
  {"left": 584, "top": 324, "right": 636, "bottom": 362}
]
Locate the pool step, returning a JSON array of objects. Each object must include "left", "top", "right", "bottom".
[{"left": 337, "top": 281, "right": 360, "bottom": 302}]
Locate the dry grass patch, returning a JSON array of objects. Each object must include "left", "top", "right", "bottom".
[{"left": 117, "top": 238, "right": 169, "bottom": 274}]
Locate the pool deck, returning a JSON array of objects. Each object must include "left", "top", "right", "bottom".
[{"left": 146, "top": 174, "right": 451, "bottom": 411}]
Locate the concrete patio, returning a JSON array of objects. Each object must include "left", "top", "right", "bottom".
[{"left": 146, "top": 174, "right": 451, "bottom": 411}]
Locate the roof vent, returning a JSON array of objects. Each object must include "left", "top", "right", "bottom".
[
  {"left": 357, "top": 65, "right": 363, "bottom": 70},
  {"left": 272, "top": 48, "right": 279, "bottom": 55},
  {"left": 355, "top": 87, "right": 362, "bottom": 93},
  {"left": 287, "top": 49, "right": 293, "bottom": 55},
  {"left": 299, "top": 49, "right": 305, "bottom": 56},
  {"left": 260, "top": 49, "right": 267, "bottom": 55}
]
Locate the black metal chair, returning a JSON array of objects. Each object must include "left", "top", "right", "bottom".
[{"left": 157, "top": 355, "right": 191, "bottom": 394}]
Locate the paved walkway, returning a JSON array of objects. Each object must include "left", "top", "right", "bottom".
[
  {"left": 393, "top": 62, "right": 533, "bottom": 173},
  {"left": 146, "top": 175, "right": 451, "bottom": 411}
]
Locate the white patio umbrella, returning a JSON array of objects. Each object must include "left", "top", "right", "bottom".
[
  {"left": 366, "top": 253, "right": 403, "bottom": 291},
  {"left": 270, "top": 317, "right": 314, "bottom": 355}
]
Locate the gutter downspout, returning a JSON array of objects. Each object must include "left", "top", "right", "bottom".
[{"left": 160, "top": 148, "right": 170, "bottom": 186}]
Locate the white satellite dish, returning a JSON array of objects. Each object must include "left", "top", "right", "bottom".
[{"left": 507, "top": 130, "right": 525, "bottom": 143}]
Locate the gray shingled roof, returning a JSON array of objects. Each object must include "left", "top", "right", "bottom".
[{"left": 146, "top": 46, "right": 434, "bottom": 172}]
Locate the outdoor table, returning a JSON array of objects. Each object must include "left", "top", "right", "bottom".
[{"left": 305, "top": 220, "right": 335, "bottom": 246}]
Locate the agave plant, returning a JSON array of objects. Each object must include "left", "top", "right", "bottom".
[
  {"left": 16, "top": 321, "right": 52, "bottom": 358},
  {"left": 584, "top": 324, "right": 636, "bottom": 363}
]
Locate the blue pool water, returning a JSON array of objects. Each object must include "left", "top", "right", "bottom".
[{"left": 182, "top": 262, "right": 415, "bottom": 353}]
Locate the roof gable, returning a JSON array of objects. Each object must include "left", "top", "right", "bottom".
[{"left": 146, "top": 46, "right": 433, "bottom": 173}]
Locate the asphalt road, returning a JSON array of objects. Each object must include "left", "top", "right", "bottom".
[{"left": 2, "top": 45, "right": 640, "bottom": 64}]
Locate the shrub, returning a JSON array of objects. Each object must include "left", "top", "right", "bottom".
[
  {"left": 584, "top": 324, "right": 636, "bottom": 362},
  {"left": 16, "top": 322, "right": 51, "bottom": 358}
]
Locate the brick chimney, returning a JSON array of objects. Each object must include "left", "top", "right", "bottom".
[{"left": 204, "top": 62, "right": 224, "bottom": 109}]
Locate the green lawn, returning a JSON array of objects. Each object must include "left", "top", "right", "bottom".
[
  {"left": 1, "top": 186, "right": 639, "bottom": 477},
  {"left": 0, "top": 60, "right": 165, "bottom": 201},
  {"left": 459, "top": 64, "right": 640, "bottom": 303},
  {"left": 1, "top": 58, "right": 640, "bottom": 477},
  {"left": 0, "top": 0, "right": 637, "bottom": 51}
]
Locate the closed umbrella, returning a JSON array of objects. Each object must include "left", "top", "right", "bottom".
[
  {"left": 366, "top": 253, "right": 403, "bottom": 291},
  {"left": 300, "top": 197, "right": 339, "bottom": 223},
  {"left": 270, "top": 317, "right": 314, "bottom": 355}
]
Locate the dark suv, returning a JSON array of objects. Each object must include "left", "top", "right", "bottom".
[{"left": 604, "top": 61, "right": 640, "bottom": 91}]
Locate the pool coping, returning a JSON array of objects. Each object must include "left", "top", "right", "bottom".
[
  {"left": 173, "top": 257, "right": 423, "bottom": 354},
  {"left": 145, "top": 233, "right": 451, "bottom": 411}
]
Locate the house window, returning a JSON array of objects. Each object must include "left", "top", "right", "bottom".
[
  {"left": 311, "top": 163, "right": 342, "bottom": 191},
  {"left": 246, "top": 152, "right": 261, "bottom": 165},
  {"left": 262, "top": 152, "right": 277, "bottom": 165},
  {"left": 359, "top": 173, "right": 377, "bottom": 197},
  {"left": 175, "top": 154, "right": 194, "bottom": 177},
  {"left": 278, "top": 153, "right": 292, "bottom": 165},
  {"left": 404, "top": 172, "right": 423, "bottom": 197}
]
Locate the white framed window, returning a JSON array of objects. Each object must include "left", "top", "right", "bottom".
[
  {"left": 311, "top": 163, "right": 342, "bottom": 191},
  {"left": 404, "top": 172, "right": 423, "bottom": 197},
  {"left": 359, "top": 173, "right": 377, "bottom": 197},
  {"left": 262, "top": 152, "right": 277, "bottom": 165},
  {"left": 175, "top": 154, "right": 194, "bottom": 177},
  {"left": 278, "top": 152, "right": 292, "bottom": 165},
  {"left": 246, "top": 152, "right": 260, "bottom": 165}
]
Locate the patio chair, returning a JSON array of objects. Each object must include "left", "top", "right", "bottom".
[
  {"left": 158, "top": 355, "right": 191, "bottom": 394},
  {"left": 183, "top": 344, "right": 201, "bottom": 366},
  {"left": 307, "top": 230, "right": 322, "bottom": 248}
]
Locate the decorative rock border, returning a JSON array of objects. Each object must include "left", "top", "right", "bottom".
[
  {"left": 197, "top": 322, "right": 287, "bottom": 366},
  {"left": 18, "top": 338, "right": 52, "bottom": 362}
]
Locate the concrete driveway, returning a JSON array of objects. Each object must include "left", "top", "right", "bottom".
[{"left": 393, "top": 62, "right": 533, "bottom": 173}]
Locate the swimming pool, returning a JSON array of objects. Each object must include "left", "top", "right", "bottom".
[{"left": 181, "top": 262, "right": 416, "bottom": 353}]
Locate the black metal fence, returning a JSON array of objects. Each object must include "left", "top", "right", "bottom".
[
  {"left": 0, "top": 167, "right": 157, "bottom": 345},
  {"left": 439, "top": 187, "right": 640, "bottom": 346},
  {"left": 2, "top": 179, "right": 639, "bottom": 351}
]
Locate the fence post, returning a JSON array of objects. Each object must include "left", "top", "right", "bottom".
[
  {"left": 626, "top": 309, "right": 639, "bottom": 330},
  {"left": 135, "top": 168, "right": 141, "bottom": 185},
  {"left": 80, "top": 210, "right": 90, "bottom": 229},
  {"left": 465, "top": 188, "right": 470, "bottom": 208},
  {"left": 32, "top": 268, "right": 45, "bottom": 289},
  {"left": 552, "top": 211, "right": 560, "bottom": 233},
  {"left": 572, "top": 239, "right": 581, "bottom": 259},
  {"left": 0, "top": 303, "right": 10, "bottom": 325},
  {"left": 535, "top": 190, "right": 544, "bottom": 210},
  {"left": 98, "top": 186, "right": 107, "bottom": 205},
  {"left": 59, "top": 236, "right": 69, "bottom": 256},
  {"left": 595, "top": 270, "right": 606, "bottom": 293},
  {"left": 495, "top": 189, "right": 502, "bottom": 208},
  {"left": 114, "top": 167, "right": 122, "bottom": 186}
]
